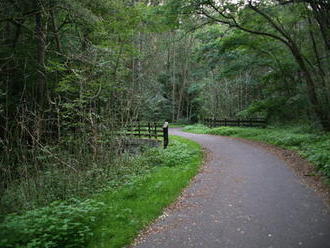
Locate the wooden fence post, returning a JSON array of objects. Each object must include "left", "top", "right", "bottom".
[
  {"left": 154, "top": 122, "right": 157, "bottom": 137},
  {"left": 138, "top": 121, "right": 141, "bottom": 138},
  {"left": 148, "top": 122, "right": 151, "bottom": 138},
  {"left": 163, "top": 122, "right": 169, "bottom": 149}
]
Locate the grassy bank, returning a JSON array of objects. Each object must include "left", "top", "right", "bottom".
[
  {"left": 0, "top": 136, "right": 202, "bottom": 248},
  {"left": 183, "top": 124, "right": 330, "bottom": 180}
]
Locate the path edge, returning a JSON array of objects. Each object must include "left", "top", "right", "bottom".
[
  {"left": 129, "top": 146, "right": 210, "bottom": 247},
  {"left": 226, "top": 135, "right": 330, "bottom": 208}
]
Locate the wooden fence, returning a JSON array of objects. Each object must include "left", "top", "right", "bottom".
[
  {"left": 202, "top": 118, "right": 266, "bottom": 128},
  {"left": 117, "top": 121, "right": 169, "bottom": 149}
]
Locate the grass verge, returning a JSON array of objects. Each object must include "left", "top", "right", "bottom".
[
  {"left": 183, "top": 124, "right": 330, "bottom": 180},
  {"left": 89, "top": 136, "right": 202, "bottom": 248},
  {"left": 168, "top": 123, "right": 187, "bottom": 128},
  {"left": 0, "top": 136, "right": 203, "bottom": 248}
]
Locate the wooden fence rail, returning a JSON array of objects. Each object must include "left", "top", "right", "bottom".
[
  {"left": 116, "top": 121, "right": 169, "bottom": 149},
  {"left": 203, "top": 118, "right": 266, "bottom": 128}
]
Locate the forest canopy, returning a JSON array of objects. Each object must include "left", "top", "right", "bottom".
[{"left": 0, "top": 0, "right": 329, "bottom": 213}]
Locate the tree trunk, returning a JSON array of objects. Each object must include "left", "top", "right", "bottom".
[
  {"left": 289, "top": 43, "right": 330, "bottom": 129},
  {"left": 171, "top": 34, "right": 176, "bottom": 122},
  {"left": 50, "top": 10, "right": 61, "bottom": 52},
  {"left": 34, "top": 5, "right": 47, "bottom": 144},
  {"left": 35, "top": 11, "right": 47, "bottom": 107},
  {"left": 310, "top": 2, "right": 330, "bottom": 51}
]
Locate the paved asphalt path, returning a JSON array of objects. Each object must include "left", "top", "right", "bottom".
[{"left": 134, "top": 128, "right": 330, "bottom": 248}]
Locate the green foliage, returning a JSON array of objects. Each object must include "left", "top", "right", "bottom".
[
  {"left": 161, "top": 140, "right": 198, "bottom": 167},
  {"left": 184, "top": 125, "right": 330, "bottom": 178},
  {"left": 89, "top": 136, "right": 202, "bottom": 248},
  {"left": 208, "top": 127, "right": 239, "bottom": 136},
  {"left": 302, "top": 138, "right": 330, "bottom": 177},
  {"left": 1, "top": 136, "right": 160, "bottom": 214},
  {"left": 0, "top": 137, "right": 203, "bottom": 248},
  {"left": 143, "top": 95, "right": 171, "bottom": 121},
  {"left": 183, "top": 124, "right": 210, "bottom": 134},
  {"left": 239, "top": 97, "right": 287, "bottom": 120},
  {"left": 178, "top": 0, "right": 330, "bottom": 125},
  {"left": 2, "top": 0, "right": 330, "bottom": 245},
  {"left": 0, "top": 199, "right": 105, "bottom": 248}
]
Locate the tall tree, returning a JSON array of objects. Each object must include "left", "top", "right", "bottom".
[{"left": 170, "top": 0, "right": 330, "bottom": 129}]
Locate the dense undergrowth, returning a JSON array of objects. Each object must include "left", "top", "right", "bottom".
[
  {"left": 183, "top": 124, "right": 330, "bottom": 180},
  {"left": 0, "top": 136, "right": 202, "bottom": 248},
  {"left": 1, "top": 134, "right": 156, "bottom": 215}
]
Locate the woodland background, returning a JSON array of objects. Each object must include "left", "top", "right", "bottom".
[{"left": 1, "top": 0, "right": 329, "bottom": 215}]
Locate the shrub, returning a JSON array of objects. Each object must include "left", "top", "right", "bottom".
[
  {"left": 182, "top": 124, "right": 209, "bottom": 134},
  {"left": 208, "top": 127, "right": 239, "bottom": 136},
  {"left": 161, "top": 141, "right": 197, "bottom": 167},
  {"left": 0, "top": 199, "right": 105, "bottom": 248}
]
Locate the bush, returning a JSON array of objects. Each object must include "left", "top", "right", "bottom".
[
  {"left": 302, "top": 139, "right": 330, "bottom": 177},
  {"left": 161, "top": 141, "right": 197, "bottom": 167},
  {"left": 0, "top": 141, "right": 160, "bottom": 215},
  {"left": 208, "top": 127, "right": 239, "bottom": 136},
  {"left": 0, "top": 199, "right": 105, "bottom": 248},
  {"left": 182, "top": 124, "right": 209, "bottom": 134}
]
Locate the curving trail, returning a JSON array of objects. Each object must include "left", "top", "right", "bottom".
[{"left": 133, "top": 128, "right": 330, "bottom": 248}]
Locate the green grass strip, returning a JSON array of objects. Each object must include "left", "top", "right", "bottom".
[{"left": 88, "top": 136, "right": 203, "bottom": 248}]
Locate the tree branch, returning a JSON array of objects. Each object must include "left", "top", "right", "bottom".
[
  {"left": 247, "top": 1, "right": 292, "bottom": 42},
  {"left": 197, "top": 6, "right": 291, "bottom": 47}
]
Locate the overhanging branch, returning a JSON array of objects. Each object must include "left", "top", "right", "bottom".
[{"left": 197, "top": 6, "right": 291, "bottom": 47}]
